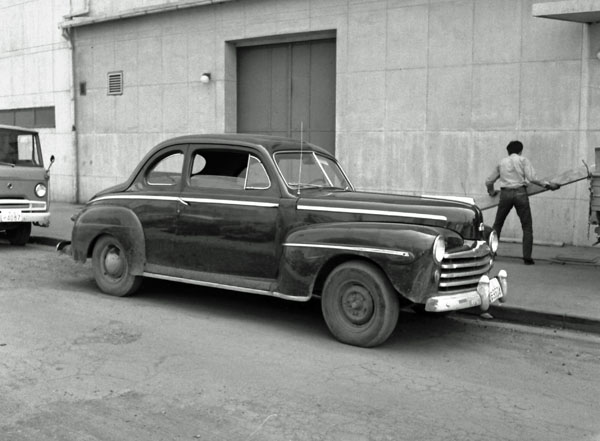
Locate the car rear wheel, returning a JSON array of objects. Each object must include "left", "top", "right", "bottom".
[
  {"left": 321, "top": 261, "right": 399, "bottom": 348},
  {"left": 6, "top": 222, "right": 31, "bottom": 246},
  {"left": 92, "top": 235, "right": 141, "bottom": 297}
]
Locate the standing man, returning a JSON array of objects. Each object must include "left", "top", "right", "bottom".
[{"left": 485, "top": 140, "right": 560, "bottom": 265}]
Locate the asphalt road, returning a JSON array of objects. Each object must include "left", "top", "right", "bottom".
[{"left": 1, "top": 243, "right": 599, "bottom": 441}]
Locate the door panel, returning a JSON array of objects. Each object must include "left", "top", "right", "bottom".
[
  {"left": 174, "top": 145, "right": 281, "bottom": 280},
  {"left": 130, "top": 146, "right": 186, "bottom": 267}
]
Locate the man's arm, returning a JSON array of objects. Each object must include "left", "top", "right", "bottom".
[{"left": 485, "top": 166, "right": 500, "bottom": 196}]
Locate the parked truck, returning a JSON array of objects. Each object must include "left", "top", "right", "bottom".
[{"left": 0, "top": 125, "right": 53, "bottom": 245}]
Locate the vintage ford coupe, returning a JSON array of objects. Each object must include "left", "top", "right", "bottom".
[{"left": 62, "top": 134, "right": 506, "bottom": 347}]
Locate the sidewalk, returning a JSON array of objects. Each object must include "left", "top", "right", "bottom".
[{"left": 31, "top": 202, "right": 600, "bottom": 335}]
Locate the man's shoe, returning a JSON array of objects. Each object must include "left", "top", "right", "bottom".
[
  {"left": 480, "top": 312, "right": 494, "bottom": 320},
  {"left": 524, "top": 258, "right": 535, "bottom": 265}
]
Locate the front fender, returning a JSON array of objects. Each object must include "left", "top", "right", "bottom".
[
  {"left": 276, "top": 222, "right": 449, "bottom": 301},
  {"left": 71, "top": 205, "right": 146, "bottom": 275}
]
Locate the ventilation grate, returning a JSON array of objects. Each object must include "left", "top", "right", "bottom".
[{"left": 107, "top": 71, "right": 123, "bottom": 95}]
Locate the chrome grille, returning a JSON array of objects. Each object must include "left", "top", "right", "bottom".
[
  {"left": 0, "top": 198, "right": 47, "bottom": 212},
  {"left": 439, "top": 241, "right": 492, "bottom": 294}
]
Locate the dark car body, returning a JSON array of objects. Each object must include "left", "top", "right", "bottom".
[
  {"left": 64, "top": 134, "right": 506, "bottom": 347},
  {"left": 0, "top": 125, "right": 51, "bottom": 245}
]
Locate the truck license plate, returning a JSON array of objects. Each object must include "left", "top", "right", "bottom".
[{"left": 1, "top": 210, "right": 22, "bottom": 222}]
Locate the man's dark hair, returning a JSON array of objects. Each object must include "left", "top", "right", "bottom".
[{"left": 506, "top": 140, "right": 523, "bottom": 155}]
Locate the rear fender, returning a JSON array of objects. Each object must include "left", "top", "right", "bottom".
[
  {"left": 71, "top": 205, "right": 145, "bottom": 275},
  {"left": 277, "top": 222, "right": 445, "bottom": 301}
]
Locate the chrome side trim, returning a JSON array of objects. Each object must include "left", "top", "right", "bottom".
[
  {"left": 183, "top": 197, "right": 278, "bottom": 208},
  {"left": 297, "top": 204, "right": 447, "bottom": 221},
  {"left": 91, "top": 194, "right": 279, "bottom": 208},
  {"left": 92, "top": 194, "right": 179, "bottom": 203},
  {"left": 284, "top": 242, "right": 411, "bottom": 257},
  {"left": 142, "top": 272, "right": 311, "bottom": 302}
]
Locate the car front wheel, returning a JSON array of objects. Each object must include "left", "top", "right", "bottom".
[
  {"left": 92, "top": 235, "right": 141, "bottom": 297},
  {"left": 321, "top": 261, "right": 400, "bottom": 348}
]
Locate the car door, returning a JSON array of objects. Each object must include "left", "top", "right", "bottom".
[
  {"left": 129, "top": 145, "right": 186, "bottom": 268},
  {"left": 174, "top": 144, "right": 281, "bottom": 280}
]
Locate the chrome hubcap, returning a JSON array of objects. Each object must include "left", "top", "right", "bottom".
[{"left": 104, "top": 246, "right": 124, "bottom": 278}]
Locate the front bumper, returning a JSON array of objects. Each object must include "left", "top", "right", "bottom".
[
  {"left": 0, "top": 211, "right": 50, "bottom": 226},
  {"left": 425, "top": 270, "right": 507, "bottom": 312}
]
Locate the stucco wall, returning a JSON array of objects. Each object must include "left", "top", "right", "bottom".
[
  {"left": 69, "top": 0, "right": 598, "bottom": 245},
  {"left": 0, "top": 0, "right": 77, "bottom": 203}
]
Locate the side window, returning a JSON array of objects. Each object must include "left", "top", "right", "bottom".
[
  {"left": 146, "top": 152, "right": 184, "bottom": 186},
  {"left": 189, "top": 149, "right": 269, "bottom": 191},
  {"left": 245, "top": 156, "right": 271, "bottom": 189}
]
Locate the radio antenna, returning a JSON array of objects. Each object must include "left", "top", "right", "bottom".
[{"left": 297, "top": 121, "right": 304, "bottom": 196}]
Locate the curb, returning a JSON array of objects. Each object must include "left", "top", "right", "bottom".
[{"left": 458, "top": 305, "right": 600, "bottom": 336}]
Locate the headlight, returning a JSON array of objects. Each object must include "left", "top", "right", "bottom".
[
  {"left": 35, "top": 183, "right": 47, "bottom": 198},
  {"left": 432, "top": 236, "right": 446, "bottom": 264},
  {"left": 488, "top": 229, "right": 499, "bottom": 253}
]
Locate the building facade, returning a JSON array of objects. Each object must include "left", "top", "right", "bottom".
[{"left": 2, "top": 0, "right": 600, "bottom": 246}]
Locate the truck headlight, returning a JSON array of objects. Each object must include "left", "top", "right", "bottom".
[
  {"left": 35, "top": 183, "right": 47, "bottom": 198},
  {"left": 488, "top": 229, "right": 499, "bottom": 253},
  {"left": 433, "top": 236, "right": 446, "bottom": 264}
]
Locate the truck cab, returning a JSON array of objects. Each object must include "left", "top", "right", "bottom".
[{"left": 0, "top": 125, "right": 52, "bottom": 245}]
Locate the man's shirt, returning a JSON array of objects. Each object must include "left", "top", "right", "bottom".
[{"left": 485, "top": 154, "right": 538, "bottom": 189}]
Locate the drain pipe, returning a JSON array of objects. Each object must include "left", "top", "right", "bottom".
[{"left": 60, "top": 25, "right": 80, "bottom": 204}]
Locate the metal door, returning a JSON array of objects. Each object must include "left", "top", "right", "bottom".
[{"left": 237, "top": 39, "right": 336, "bottom": 154}]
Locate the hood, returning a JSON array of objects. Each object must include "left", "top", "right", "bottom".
[
  {"left": 298, "top": 189, "right": 484, "bottom": 240},
  {"left": 0, "top": 164, "right": 47, "bottom": 201}
]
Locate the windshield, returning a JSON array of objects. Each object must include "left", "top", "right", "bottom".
[
  {"left": 274, "top": 151, "right": 352, "bottom": 190},
  {"left": 0, "top": 130, "right": 41, "bottom": 167}
]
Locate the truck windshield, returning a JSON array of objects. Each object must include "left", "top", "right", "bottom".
[
  {"left": 274, "top": 151, "right": 353, "bottom": 190},
  {"left": 0, "top": 129, "right": 41, "bottom": 167}
]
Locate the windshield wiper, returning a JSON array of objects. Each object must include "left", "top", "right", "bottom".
[{"left": 0, "top": 162, "right": 15, "bottom": 167}]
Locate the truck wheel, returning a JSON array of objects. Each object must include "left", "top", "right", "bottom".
[
  {"left": 6, "top": 222, "right": 31, "bottom": 246},
  {"left": 321, "top": 261, "right": 399, "bottom": 348},
  {"left": 92, "top": 235, "right": 141, "bottom": 297}
]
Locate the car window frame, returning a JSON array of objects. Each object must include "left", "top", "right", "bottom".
[
  {"left": 244, "top": 154, "right": 272, "bottom": 190},
  {"left": 273, "top": 150, "right": 354, "bottom": 191},
  {"left": 140, "top": 145, "right": 187, "bottom": 191},
  {"left": 183, "top": 144, "right": 279, "bottom": 196}
]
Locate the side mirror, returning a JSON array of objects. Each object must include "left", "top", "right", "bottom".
[{"left": 45, "top": 155, "right": 55, "bottom": 178}]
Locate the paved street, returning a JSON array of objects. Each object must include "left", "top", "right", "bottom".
[{"left": 1, "top": 243, "right": 600, "bottom": 441}]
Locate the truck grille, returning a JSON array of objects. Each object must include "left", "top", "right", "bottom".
[
  {"left": 439, "top": 241, "right": 492, "bottom": 294},
  {"left": 0, "top": 198, "right": 47, "bottom": 212}
]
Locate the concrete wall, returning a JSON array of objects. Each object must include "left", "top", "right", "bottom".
[
  {"left": 0, "top": 0, "right": 77, "bottom": 202},
  {"left": 67, "top": 0, "right": 598, "bottom": 246}
]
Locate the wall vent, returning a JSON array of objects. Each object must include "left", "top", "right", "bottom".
[{"left": 107, "top": 71, "right": 123, "bottom": 95}]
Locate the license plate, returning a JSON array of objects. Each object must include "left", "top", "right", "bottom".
[
  {"left": 489, "top": 277, "right": 503, "bottom": 303},
  {"left": 1, "top": 210, "right": 22, "bottom": 222}
]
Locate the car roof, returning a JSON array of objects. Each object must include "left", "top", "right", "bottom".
[
  {"left": 0, "top": 124, "right": 39, "bottom": 134},
  {"left": 154, "top": 133, "right": 332, "bottom": 156}
]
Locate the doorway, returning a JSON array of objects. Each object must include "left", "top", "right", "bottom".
[{"left": 237, "top": 39, "right": 336, "bottom": 154}]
